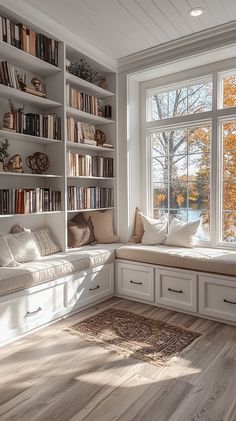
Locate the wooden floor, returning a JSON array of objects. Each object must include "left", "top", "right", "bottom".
[{"left": 0, "top": 298, "right": 236, "bottom": 421}]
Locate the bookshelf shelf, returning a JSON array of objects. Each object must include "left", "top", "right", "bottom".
[
  {"left": 67, "top": 176, "right": 115, "bottom": 180},
  {"left": 67, "top": 207, "right": 115, "bottom": 213},
  {"left": 0, "top": 172, "right": 62, "bottom": 178},
  {"left": 66, "top": 106, "right": 115, "bottom": 125},
  {"left": 0, "top": 40, "right": 62, "bottom": 76},
  {"left": 66, "top": 141, "right": 114, "bottom": 152},
  {"left": 0, "top": 211, "right": 62, "bottom": 218},
  {"left": 66, "top": 72, "right": 114, "bottom": 98},
  {"left": 0, "top": 84, "right": 62, "bottom": 109},
  {"left": 0, "top": 130, "right": 62, "bottom": 145}
]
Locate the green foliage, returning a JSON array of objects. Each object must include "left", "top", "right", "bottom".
[
  {"left": 68, "top": 59, "right": 99, "bottom": 83},
  {"left": 0, "top": 138, "right": 9, "bottom": 159}
]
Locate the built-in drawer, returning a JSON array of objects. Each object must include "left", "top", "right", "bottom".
[
  {"left": 66, "top": 263, "right": 114, "bottom": 310},
  {"left": 0, "top": 283, "right": 65, "bottom": 342},
  {"left": 116, "top": 262, "right": 154, "bottom": 302},
  {"left": 155, "top": 268, "right": 197, "bottom": 312},
  {"left": 199, "top": 275, "right": 236, "bottom": 322}
]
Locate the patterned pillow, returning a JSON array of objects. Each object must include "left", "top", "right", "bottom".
[
  {"left": 33, "top": 227, "right": 60, "bottom": 256},
  {"left": 69, "top": 213, "right": 95, "bottom": 247}
]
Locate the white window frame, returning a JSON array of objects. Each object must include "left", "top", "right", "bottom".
[{"left": 140, "top": 60, "right": 236, "bottom": 249}]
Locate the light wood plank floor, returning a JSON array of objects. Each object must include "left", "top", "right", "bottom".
[{"left": 0, "top": 298, "right": 236, "bottom": 421}]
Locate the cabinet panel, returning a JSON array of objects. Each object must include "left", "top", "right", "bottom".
[
  {"left": 199, "top": 276, "right": 236, "bottom": 322},
  {"left": 116, "top": 262, "right": 154, "bottom": 302},
  {"left": 155, "top": 268, "right": 197, "bottom": 312}
]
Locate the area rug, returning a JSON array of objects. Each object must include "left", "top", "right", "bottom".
[{"left": 66, "top": 308, "right": 201, "bottom": 366}]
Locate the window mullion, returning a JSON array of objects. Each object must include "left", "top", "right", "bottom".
[{"left": 211, "top": 71, "right": 219, "bottom": 247}]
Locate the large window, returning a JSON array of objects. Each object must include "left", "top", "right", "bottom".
[{"left": 145, "top": 69, "right": 236, "bottom": 247}]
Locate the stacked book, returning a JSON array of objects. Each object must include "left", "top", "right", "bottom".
[
  {"left": 66, "top": 85, "right": 98, "bottom": 115},
  {"left": 0, "top": 60, "right": 26, "bottom": 89},
  {"left": 67, "top": 117, "right": 96, "bottom": 145},
  {"left": 68, "top": 186, "right": 114, "bottom": 210},
  {"left": 68, "top": 152, "right": 113, "bottom": 177},
  {"left": 0, "top": 15, "right": 58, "bottom": 66},
  {"left": 8, "top": 110, "right": 61, "bottom": 140},
  {"left": 0, "top": 188, "right": 61, "bottom": 214}
]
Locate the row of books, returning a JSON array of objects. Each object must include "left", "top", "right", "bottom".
[
  {"left": 8, "top": 110, "right": 61, "bottom": 140},
  {"left": 66, "top": 85, "right": 98, "bottom": 115},
  {"left": 67, "top": 117, "right": 96, "bottom": 144},
  {"left": 67, "top": 152, "right": 114, "bottom": 178},
  {"left": 0, "top": 188, "right": 61, "bottom": 215},
  {"left": 68, "top": 186, "right": 114, "bottom": 210},
  {"left": 0, "top": 15, "right": 59, "bottom": 66},
  {"left": 0, "top": 60, "right": 25, "bottom": 90}
]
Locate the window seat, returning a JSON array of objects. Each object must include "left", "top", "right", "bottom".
[
  {"left": 0, "top": 244, "right": 120, "bottom": 296},
  {"left": 116, "top": 244, "right": 236, "bottom": 277}
]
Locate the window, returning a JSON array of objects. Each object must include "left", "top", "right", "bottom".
[{"left": 144, "top": 68, "right": 236, "bottom": 247}]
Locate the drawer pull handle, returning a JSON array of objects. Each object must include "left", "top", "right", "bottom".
[
  {"left": 168, "top": 288, "right": 183, "bottom": 294},
  {"left": 223, "top": 298, "right": 236, "bottom": 305},
  {"left": 89, "top": 285, "right": 100, "bottom": 291},
  {"left": 130, "top": 280, "right": 142, "bottom": 285},
  {"left": 26, "top": 307, "right": 42, "bottom": 317}
]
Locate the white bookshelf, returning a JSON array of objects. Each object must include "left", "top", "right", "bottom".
[{"left": 0, "top": 7, "right": 117, "bottom": 251}]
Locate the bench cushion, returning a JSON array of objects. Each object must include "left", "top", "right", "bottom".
[
  {"left": 0, "top": 244, "right": 120, "bottom": 296},
  {"left": 116, "top": 244, "right": 236, "bottom": 277}
]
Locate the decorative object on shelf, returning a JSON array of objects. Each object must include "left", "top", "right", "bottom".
[
  {"left": 5, "top": 154, "right": 23, "bottom": 173},
  {"left": 104, "top": 105, "right": 112, "bottom": 119},
  {"left": 16, "top": 71, "right": 26, "bottom": 91},
  {"left": 0, "top": 138, "right": 9, "bottom": 172},
  {"left": 67, "top": 58, "right": 99, "bottom": 83},
  {"left": 26, "top": 152, "right": 49, "bottom": 174},
  {"left": 3, "top": 101, "right": 24, "bottom": 132},
  {"left": 97, "top": 99, "right": 104, "bottom": 117},
  {"left": 23, "top": 77, "right": 47, "bottom": 98},
  {"left": 95, "top": 129, "right": 106, "bottom": 146},
  {"left": 98, "top": 77, "right": 108, "bottom": 90}
]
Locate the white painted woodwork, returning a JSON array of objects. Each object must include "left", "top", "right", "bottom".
[
  {"left": 0, "top": 282, "right": 65, "bottom": 343},
  {"left": 155, "top": 268, "right": 198, "bottom": 313},
  {"left": 19, "top": 0, "right": 236, "bottom": 59},
  {"left": 0, "top": 84, "right": 62, "bottom": 109},
  {"left": 66, "top": 106, "right": 115, "bottom": 124},
  {"left": 116, "top": 261, "right": 154, "bottom": 302},
  {"left": 66, "top": 263, "right": 114, "bottom": 310},
  {"left": 199, "top": 275, "right": 236, "bottom": 322},
  {"left": 66, "top": 72, "right": 115, "bottom": 98}
]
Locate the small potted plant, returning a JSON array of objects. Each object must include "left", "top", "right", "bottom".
[{"left": 0, "top": 138, "right": 9, "bottom": 172}]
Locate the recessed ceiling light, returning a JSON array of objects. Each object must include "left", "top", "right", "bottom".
[{"left": 189, "top": 7, "right": 204, "bottom": 17}]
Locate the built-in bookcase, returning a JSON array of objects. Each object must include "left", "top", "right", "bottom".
[{"left": 0, "top": 8, "right": 117, "bottom": 252}]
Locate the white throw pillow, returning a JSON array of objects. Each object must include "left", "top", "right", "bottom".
[
  {"left": 141, "top": 215, "right": 167, "bottom": 245},
  {"left": 0, "top": 236, "right": 14, "bottom": 266},
  {"left": 6, "top": 232, "right": 41, "bottom": 263},
  {"left": 165, "top": 217, "right": 200, "bottom": 248}
]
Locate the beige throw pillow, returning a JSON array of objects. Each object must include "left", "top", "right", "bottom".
[
  {"left": 68, "top": 213, "right": 95, "bottom": 247},
  {"left": 87, "top": 210, "right": 119, "bottom": 243},
  {"left": 0, "top": 236, "right": 14, "bottom": 266},
  {"left": 130, "top": 207, "right": 144, "bottom": 243},
  {"left": 6, "top": 232, "right": 41, "bottom": 262},
  {"left": 33, "top": 227, "right": 60, "bottom": 256},
  {"left": 165, "top": 217, "right": 200, "bottom": 248},
  {"left": 141, "top": 215, "right": 167, "bottom": 245}
]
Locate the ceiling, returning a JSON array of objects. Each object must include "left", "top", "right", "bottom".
[{"left": 24, "top": 0, "right": 236, "bottom": 60}]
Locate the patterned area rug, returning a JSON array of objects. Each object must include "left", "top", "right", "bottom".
[{"left": 66, "top": 308, "right": 201, "bottom": 366}]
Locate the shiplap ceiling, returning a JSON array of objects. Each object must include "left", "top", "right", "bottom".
[{"left": 24, "top": 0, "right": 236, "bottom": 59}]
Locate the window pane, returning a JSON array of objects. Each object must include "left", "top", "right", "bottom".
[
  {"left": 223, "top": 182, "right": 236, "bottom": 210},
  {"left": 151, "top": 132, "right": 168, "bottom": 156},
  {"left": 189, "top": 182, "right": 210, "bottom": 209},
  {"left": 170, "top": 155, "right": 187, "bottom": 182},
  {"left": 153, "top": 184, "right": 168, "bottom": 208},
  {"left": 222, "top": 121, "right": 236, "bottom": 152},
  {"left": 188, "top": 126, "right": 210, "bottom": 154},
  {"left": 152, "top": 156, "right": 168, "bottom": 183},
  {"left": 222, "top": 212, "right": 236, "bottom": 243},
  {"left": 153, "top": 208, "right": 168, "bottom": 220},
  {"left": 222, "top": 75, "right": 236, "bottom": 108},
  {"left": 223, "top": 150, "right": 236, "bottom": 179},
  {"left": 170, "top": 182, "right": 187, "bottom": 208},
  {"left": 188, "top": 154, "right": 210, "bottom": 181},
  {"left": 150, "top": 79, "right": 212, "bottom": 121}
]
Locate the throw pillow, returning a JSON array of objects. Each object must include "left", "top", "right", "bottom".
[
  {"left": 68, "top": 214, "right": 95, "bottom": 248},
  {"left": 84, "top": 210, "right": 119, "bottom": 243},
  {"left": 9, "top": 224, "right": 30, "bottom": 234},
  {"left": 141, "top": 215, "right": 167, "bottom": 245},
  {"left": 165, "top": 217, "right": 200, "bottom": 248},
  {"left": 0, "top": 235, "right": 14, "bottom": 266},
  {"left": 6, "top": 232, "right": 41, "bottom": 262},
  {"left": 129, "top": 207, "right": 144, "bottom": 243},
  {"left": 32, "top": 227, "right": 60, "bottom": 256}
]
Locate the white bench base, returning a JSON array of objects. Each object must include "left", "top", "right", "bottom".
[{"left": 115, "top": 259, "right": 236, "bottom": 325}]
